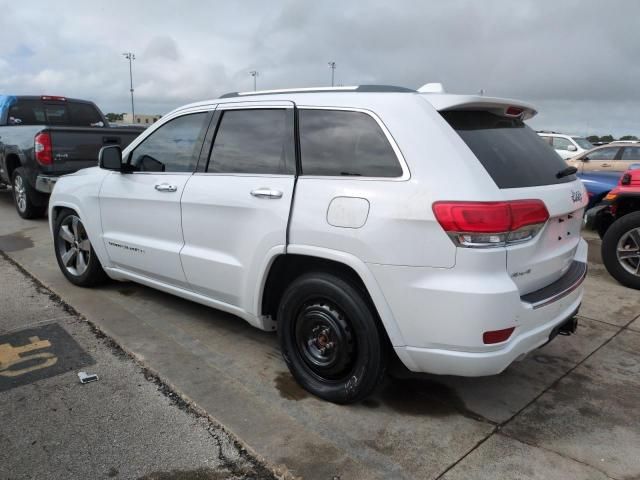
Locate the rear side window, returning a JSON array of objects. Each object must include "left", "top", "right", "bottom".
[
  {"left": 442, "top": 111, "right": 575, "bottom": 189},
  {"left": 208, "top": 109, "right": 294, "bottom": 174},
  {"left": 68, "top": 103, "right": 104, "bottom": 126},
  {"left": 552, "top": 137, "right": 573, "bottom": 150},
  {"left": 621, "top": 147, "right": 640, "bottom": 160},
  {"left": 7, "top": 100, "right": 103, "bottom": 126},
  {"left": 130, "top": 113, "right": 208, "bottom": 173},
  {"left": 299, "top": 109, "right": 402, "bottom": 177}
]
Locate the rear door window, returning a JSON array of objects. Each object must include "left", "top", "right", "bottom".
[
  {"left": 68, "top": 103, "right": 104, "bottom": 126},
  {"left": 299, "top": 109, "right": 402, "bottom": 177},
  {"left": 441, "top": 111, "right": 575, "bottom": 188},
  {"left": 621, "top": 147, "right": 640, "bottom": 160},
  {"left": 207, "top": 109, "right": 294, "bottom": 174}
]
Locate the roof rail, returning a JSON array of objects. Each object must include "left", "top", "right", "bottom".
[{"left": 219, "top": 84, "right": 415, "bottom": 99}]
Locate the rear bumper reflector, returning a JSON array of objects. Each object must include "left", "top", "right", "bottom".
[{"left": 521, "top": 261, "right": 587, "bottom": 310}]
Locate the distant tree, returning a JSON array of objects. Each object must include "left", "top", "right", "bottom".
[
  {"left": 105, "top": 112, "right": 125, "bottom": 122},
  {"left": 587, "top": 135, "right": 600, "bottom": 143},
  {"left": 619, "top": 135, "right": 638, "bottom": 141},
  {"left": 600, "top": 135, "right": 614, "bottom": 143}
]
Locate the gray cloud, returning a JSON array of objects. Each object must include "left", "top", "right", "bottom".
[{"left": 0, "top": 0, "right": 638, "bottom": 135}]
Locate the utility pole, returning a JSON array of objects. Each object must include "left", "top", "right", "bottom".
[
  {"left": 328, "top": 61, "right": 336, "bottom": 87},
  {"left": 249, "top": 70, "right": 259, "bottom": 91},
  {"left": 122, "top": 52, "right": 136, "bottom": 122}
]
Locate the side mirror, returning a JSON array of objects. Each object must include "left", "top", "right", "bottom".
[
  {"left": 98, "top": 145, "right": 123, "bottom": 170},
  {"left": 567, "top": 145, "right": 577, "bottom": 152},
  {"left": 582, "top": 156, "right": 590, "bottom": 162}
]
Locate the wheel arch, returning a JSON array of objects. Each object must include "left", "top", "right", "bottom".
[{"left": 259, "top": 245, "right": 406, "bottom": 346}]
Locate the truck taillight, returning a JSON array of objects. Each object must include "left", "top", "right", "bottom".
[
  {"left": 432, "top": 200, "right": 549, "bottom": 248},
  {"left": 34, "top": 132, "right": 53, "bottom": 166}
]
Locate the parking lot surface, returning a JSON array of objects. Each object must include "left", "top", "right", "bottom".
[
  {"left": 0, "top": 252, "right": 275, "bottom": 479},
  {"left": 1, "top": 190, "right": 639, "bottom": 480}
]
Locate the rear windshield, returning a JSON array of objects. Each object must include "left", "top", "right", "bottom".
[
  {"left": 442, "top": 111, "right": 575, "bottom": 188},
  {"left": 7, "top": 100, "right": 104, "bottom": 127},
  {"left": 573, "top": 137, "right": 594, "bottom": 150}
]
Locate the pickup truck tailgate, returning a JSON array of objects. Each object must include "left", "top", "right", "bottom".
[{"left": 48, "top": 127, "right": 143, "bottom": 174}]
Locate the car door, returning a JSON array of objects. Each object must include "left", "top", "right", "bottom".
[
  {"left": 100, "top": 110, "right": 212, "bottom": 287},
  {"left": 180, "top": 102, "right": 296, "bottom": 313},
  {"left": 580, "top": 146, "right": 620, "bottom": 172},
  {"left": 617, "top": 146, "right": 640, "bottom": 171}
]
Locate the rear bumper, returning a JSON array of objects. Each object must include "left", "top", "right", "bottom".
[
  {"left": 394, "top": 291, "right": 582, "bottom": 376},
  {"left": 35, "top": 175, "right": 58, "bottom": 193},
  {"left": 370, "top": 238, "right": 588, "bottom": 376}
]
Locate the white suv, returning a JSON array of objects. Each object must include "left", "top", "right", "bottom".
[
  {"left": 49, "top": 85, "right": 588, "bottom": 403},
  {"left": 537, "top": 132, "right": 594, "bottom": 160}
]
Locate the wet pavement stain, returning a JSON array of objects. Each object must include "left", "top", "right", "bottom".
[
  {"left": 274, "top": 371, "right": 309, "bottom": 401},
  {"left": 137, "top": 468, "right": 234, "bottom": 479},
  {"left": 118, "top": 287, "right": 137, "bottom": 297},
  {"left": 377, "top": 377, "right": 488, "bottom": 422},
  {"left": 0, "top": 232, "right": 34, "bottom": 252}
]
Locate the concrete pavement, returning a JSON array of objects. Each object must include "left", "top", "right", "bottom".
[
  {"left": 0, "top": 253, "right": 275, "bottom": 479},
  {"left": 1, "top": 190, "right": 639, "bottom": 479}
]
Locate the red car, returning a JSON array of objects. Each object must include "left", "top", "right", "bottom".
[{"left": 594, "top": 166, "right": 640, "bottom": 289}]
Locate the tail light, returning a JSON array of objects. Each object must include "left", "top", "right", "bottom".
[
  {"left": 432, "top": 200, "right": 549, "bottom": 248},
  {"left": 621, "top": 173, "right": 631, "bottom": 185},
  {"left": 34, "top": 132, "right": 53, "bottom": 166}
]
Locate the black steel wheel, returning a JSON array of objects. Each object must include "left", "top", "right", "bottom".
[{"left": 278, "top": 271, "right": 387, "bottom": 404}]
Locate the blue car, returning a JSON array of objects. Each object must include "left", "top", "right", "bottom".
[{"left": 577, "top": 171, "right": 622, "bottom": 210}]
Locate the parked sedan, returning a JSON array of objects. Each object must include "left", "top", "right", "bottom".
[{"left": 567, "top": 143, "right": 640, "bottom": 173}]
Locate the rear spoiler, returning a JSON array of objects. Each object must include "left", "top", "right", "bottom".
[{"left": 422, "top": 94, "right": 537, "bottom": 120}]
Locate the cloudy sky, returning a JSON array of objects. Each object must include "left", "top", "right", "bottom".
[{"left": 1, "top": 0, "right": 638, "bottom": 136}]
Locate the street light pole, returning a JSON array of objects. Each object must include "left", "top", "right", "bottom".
[
  {"left": 122, "top": 52, "right": 136, "bottom": 122},
  {"left": 249, "top": 70, "right": 259, "bottom": 91},
  {"left": 328, "top": 61, "right": 336, "bottom": 87}
]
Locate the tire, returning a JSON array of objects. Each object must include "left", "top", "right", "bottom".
[
  {"left": 12, "top": 167, "right": 47, "bottom": 219},
  {"left": 601, "top": 211, "right": 640, "bottom": 290},
  {"left": 277, "top": 272, "right": 387, "bottom": 404},
  {"left": 53, "top": 209, "right": 108, "bottom": 287}
]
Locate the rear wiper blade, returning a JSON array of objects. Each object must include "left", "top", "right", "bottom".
[{"left": 556, "top": 166, "right": 578, "bottom": 178}]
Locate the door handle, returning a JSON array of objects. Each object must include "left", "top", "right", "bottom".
[
  {"left": 601, "top": 163, "right": 611, "bottom": 167},
  {"left": 250, "top": 188, "right": 283, "bottom": 199},
  {"left": 154, "top": 183, "right": 178, "bottom": 192}
]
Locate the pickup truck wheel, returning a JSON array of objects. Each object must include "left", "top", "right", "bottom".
[
  {"left": 602, "top": 211, "right": 640, "bottom": 290},
  {"left": 12, "top": 167, "right": 47, "bottom": 219},
  {"left": 278, "top": 272, "right": 387, "bottom": 404},
  {"left": 54, "top": 210, "right": 108, "bottom": 287}
]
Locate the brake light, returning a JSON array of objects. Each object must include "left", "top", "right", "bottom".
[
  {"left": 505, "top": 106, "right": 524, "bottom": 117},
  {"left": 34, "top": 132, "right": 53, "bottom": 165},
  {"left": 432, "top": 200, "right": 549, "bottom": 248},
  {"left": 41, "top": 95, "right": 66, "bottom": 101},
  {"left": 483, "top": 327, "right": 515, "bottom": 344},
  {"left": 621, "top": 173, "right": 631, "bottom": 185}
]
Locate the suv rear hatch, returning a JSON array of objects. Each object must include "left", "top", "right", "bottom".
[{"left": 440, "top": 108, "right": 588, "bottom": 296}]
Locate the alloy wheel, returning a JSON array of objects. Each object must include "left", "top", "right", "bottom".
[
  {"left": 13, "top": 175, "right": 27, "bottom": 212},
  {"left": 617, "top": 227, "right": 640, "bottom": 276},
  {"left": 57, "top": 215, "right": 91, "bottom": 276}
]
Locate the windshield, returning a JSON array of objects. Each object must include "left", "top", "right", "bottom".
[
  {"left": 572, "top": 137, "right": 593, "bottom": 150},
  {"left": 442, "top": 111, "right": 576, "bottom": 189}
]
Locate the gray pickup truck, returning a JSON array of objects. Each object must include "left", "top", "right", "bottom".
[{"left": 0, "top": 95, "right": 145, "bottom": 218}]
